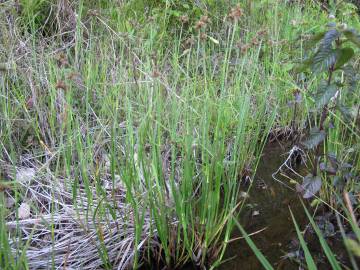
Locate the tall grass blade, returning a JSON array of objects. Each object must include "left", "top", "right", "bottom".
[
  {"left": 289, "top": 207, "right": 317, "bottom": 270},
  {"left": 301, "top": 200, "right": 341, "bottom": 270},
  {"left": 232, "top": 217, "right": 273, "bottom": 270}
]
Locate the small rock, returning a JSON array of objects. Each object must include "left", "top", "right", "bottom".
[
  {"left": 6, "top": 196, "right": 15, "bottom": 208},
  {"left": 16, "top": 168, "right": 36, "bottom": 184},
  {"left": 103, "top": 154, "right": 111, "bottom": 169},
  {"left": 18, "top": 202, "right": 30, "bottom": 219},
  {"left": 239, "top": 191, "right": 249, "bottom": 199},
  {"left": 291, "top": 19, "right": 297, "bottom": 26}
]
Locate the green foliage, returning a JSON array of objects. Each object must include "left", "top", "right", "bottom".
[
  {"left": 343, "top": 29, "right": 360, "bottom": 47},
  {"left": 121, "top": 0, "right": 220, "bottom": 31},
  {"left": 301, "top": 128, "right": 326, "bottom": 150},
  {"left": 302, "top": 201, "right": 342, "bottom": 270},
  {"left": 334, "top": 47, "right": 355, "bottom": 69},
  {"left": 289, "top": 207, "right": 317, "bottom": 270},
  {"left": 313, "top": 83, "right": 337, "bottom": 109},
  {"left": 296, "top": 19, "right": 359, "bottom": 189},
  {"left": 301, "top": 174, "right": 322, "bottom": 199},
  {"left": 18, "top": 0, "right": 49, "bottom": 28},
  {"left": 297, "top": 24, "right": 358, "bottom": 74},
  {"left": 289, "top": 200, "right": 360, "bottom": 270},
  {"left": 1, "top": 1, "right": 358, "bottom": 269}
]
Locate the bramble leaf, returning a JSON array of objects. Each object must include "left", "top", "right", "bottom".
[
  {"left": 311, "top": 48, "right": 337, "bottom": 73},
  {"left": 342, "top": 65, "right": 359, "bottom": 94},
  {"left": 310, "top": 29, "right": 340, "bottom": 73},
  {"left": 334, "top": 48, "right": 354, "bottom": 70},
  {"left": 302, "top": 128, "right": 326, "bottom": 149},
  {"left": 320, "top": 29, "right": 340, "bottom": 49},
  {"left": 327, "top": 152, "right": 339, "bottom": 169},
  {"left": 314, "top": 84, "right": 337, "bottom": 109},
  {"left": 302, "top": 174, "right": 322, "bottom": 199},
  {"left": 301, "top": 128, "right": 326, "bottom": 149},
  {"left": 319, "top": 162, "right": 337, "bottom": 175},
  {"left": 336, "top": 103, "right": 353, "bottom": 123}
]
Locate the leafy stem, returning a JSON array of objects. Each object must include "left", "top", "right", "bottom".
[
  {"left": 313, "top": 66, "right": 333, "bottom": 176},
  {"left": 295, "top": 20, "right": 359, "bottom": 197}
]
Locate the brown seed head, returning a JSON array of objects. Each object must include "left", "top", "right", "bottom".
[
  {"left": 251, "top": 37, "right": 259, "bottom": 46},
  {"left": 180, "top": 15, "right": 189, "bottom": 24},
  {"left": 228, "top": 5, "right": 243, "bottom": 21},
  {"left": 200, "top": 15, "right": 210, "bottom": 24},
  {"left": 200, "top": 32, "right": 207, "bottom": 41},
  {"left": 293, "top": 89, "right": 302, "bottom": 103},
  {"left": 195, "top": 20, "right": 206, "bottom": 31},
  {"left": 152, "top": 70, "right": 161, "bottom": 78},
  {"left": 184, "top": 36, "right": 195, "bottom": 47},
  {"left": 26, "top": 97, "right": 34, "bottom": 109},
  {"left": 195, "top": 15, "right": 210, "bottom": 30},
  {"left": 257, "top": 29, "right": 267, "bottom": 37},
  {"left": 57, "top": 53, "right": 68, "bottom": 68},
  {"left": 55, "top": 80, "right": 67, "bottom": 91},
  {"left": 88, "top": 9, "right": 100, "bottom": 17},
  {"left": 240, "top": 44, "right": 249, "bottom": 53}
]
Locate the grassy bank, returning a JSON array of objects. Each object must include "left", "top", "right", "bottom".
[{"left": 0, "top": 0, "right": 359, "bottom": 269}]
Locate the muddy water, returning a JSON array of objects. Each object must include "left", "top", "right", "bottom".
[{"left": 217, "top": 143, "right": 307, "bottom": 270}]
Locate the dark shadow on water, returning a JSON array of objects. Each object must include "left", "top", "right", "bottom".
[{"left": 216, "top": 143, "right": 306, "bottom": 270}]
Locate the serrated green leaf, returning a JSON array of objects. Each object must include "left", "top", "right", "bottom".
[
  {"left": 337, "top": 103, "right": 353, "bottom": 123},
  {"left": 302, "top": 174, "right": 322, "bottom": 199},
  {"left": 314, "top": 84, "right": 337, "bottom": 109},
  {"left": 310, "top": 29, "right": 341, "bottom": 73},
  {"left": 320, "top": 29, "right": 340, "bottom": 49},
  {"left": 334, "top": 48, "right": 354, "bottom": 70},
  {"left": 311, "top": 48, "right": 337, "bottom": 74},
  {"left": 301, "top": 128, "right": 326, "bottom": 149},
  {"left": 319, "top": 162, "right": 337, "bottom": 175},
  {"left": 341, "top": 65, "right": 358, "bottom": 94},
  {"left": 343, "top": 29, "right": 360, "bottom": 47}
]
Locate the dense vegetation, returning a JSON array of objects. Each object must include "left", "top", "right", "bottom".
[{"left": 0, "top": 0, "right": 359, "bottom": 269}]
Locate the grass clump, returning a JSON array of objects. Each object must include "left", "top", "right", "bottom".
[{"left": 0, "top": 0, "right": 359, "bottom": 269}]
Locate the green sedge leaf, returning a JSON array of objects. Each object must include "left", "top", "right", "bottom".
[
  {"left": 289, "top": 208, "right": 318, "bottom": 269},
  {"left": 233, "top": 218, "right": 274, "bottom": 270},
  {"left": 301, "top": 201, "right": 342, "bottom": 270},
  {"left": 345, "top": 238, "right": 360, "bottom": 257}
]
